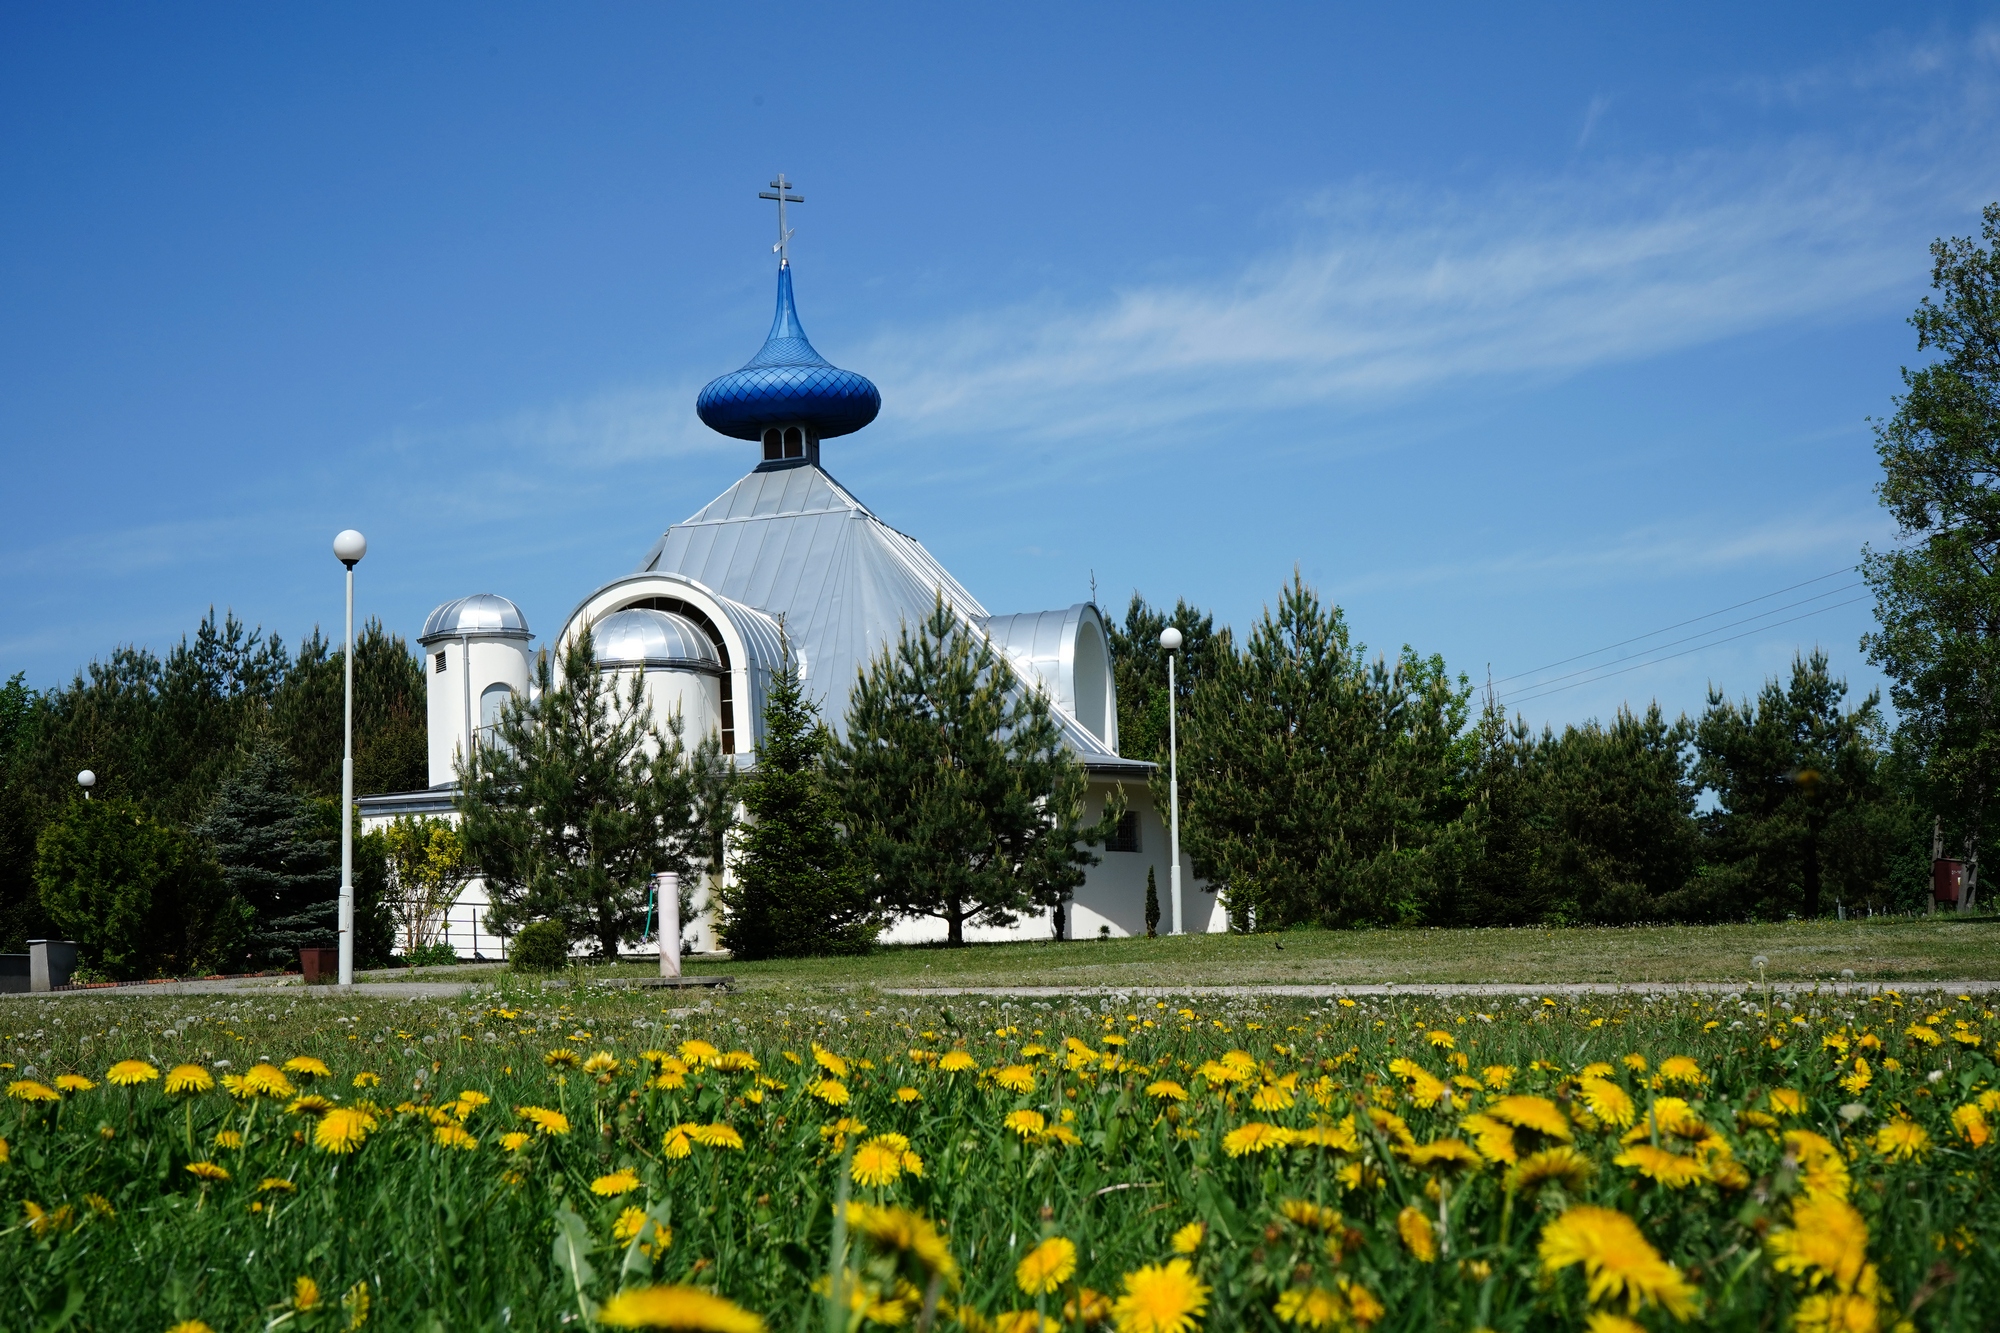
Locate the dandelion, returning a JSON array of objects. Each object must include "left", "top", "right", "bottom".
[
  {"left": 1905, "top": 1024, "right": 1942, "bottom": 1046},
  {"left": 499, "top": 1132, "right": 531, "bottom": 1152},
  {"left": 994, "top": 1065, "right": 1036, "bottom": 1094},
  {"left": 82, "top": 1192, "right": 114, "bottom": 1219},
  {"left": 1482, "top": 1064, "right": 1517, "bottom": 1089},
  {"left": 241, "top": 1064, "right": 295, "bottom": 1099},
  {"left": 1583, "top": 1316, "right": 1648, "bottom": 1333},
  {"left": 214, "top": 1130, "right": 244, "bottom": 1150},
  {"left": 1403, "top": 1138, "right": 1481, "bottom": 1171},
  {"left": 1505, "top": 1145, "right": 1594, "bottom": 1193},
  {"left": 0, "top": 1136, "right": 8, "bottom": 1163},
  {"left": 55, "top": 1074, "right": 95, "bottom": 1093},
  {"left": 294, "top": 1276, "right": 321, "bottom": 1310},
  {"left": 1170, "top": 1221, "right": 1206, "bottom": 1253},
  {"left": 1112, "top": 1259, "right": 1209, "bottom": 1333},
  {"left": 1872, "top": 1117, "right": 1930, "bottom": 1161},
  {"left": 1768, "top": 1088, "right": 1806, "bottom": 1117},
  {"left": 1250, "top": 1081, "right": 1296, "bottom": 1112},
  {"left": 1952, "top": 1102, "right": 1990, "bottom": 1147},
  {"left": 1461, "top": 1113, "right": 1519, "bottom": 1165},
  {"left": 1066, "top": 1288, "right": 1113, "bottom": 1326},
  {"left": 1222, "top": 1122, "right": 1292, "bottom": 1156},
  {"left": 1489, "top": 1095, "right": 1572, "bottom": 1141},
  {"left": 314, "top": 1107, "right": 375, "bottom": 1154},
  {"left": 1397, "top": 1206, "right": 1437, "bottom": 1261},
  {"left": 809, "top": 1079, "right": 851, "bottom": 1106},
  {"left": 1783, "top": 1130, "right": 1851, "bottom": 1201},
  {"left": 583, "top": 1051, "right": 621, "bottom": 1077},
  {"left": 679, "top": 1039, "right": 722, "bottom": 1067},
  {"left": 185, "top": 1160, "right": 230, "bottom": 1182},
  {"left": 164, "top": 1065, "right": 213, "bottom": 1095},
  {"left": 430, "top": 1123, "right": 476, "bottom": 1150},
  {"left": 352, "top": 1071, "right": 380, "bottom": 1088},
  {"left": 259, "top": 1178, "right": 298, "bottom": 1193},
  {"left": 1537, "top": 1205, "right": 1699, "bottom": 1318},
  {"left": 1145, "top": 1080, "right": 1189, "bottom": 1102},
  {"left": 1767, "top": 1195, "right": 1870, "bottom": 1293},
  {"left": 282, "top": 1056, "right": 331, "bottom": 1079},
  {"left": 1839, "top": 1059, "right": 1873, "bottom": 1096},
  {"left": 1656, "top": 1056, "right": 1705, "bottom": 1088},
  {"left": 1577, "top": 1078, "right": 1636, "bottom": 1129},
  {"left": 517, "top": 1105, "right": 571, "bottom": 1136},
  {"left": 544, "top": 1048, "right": 579, "bottom": 1069},
  {"left": 7, "top": 1079, "right": 59, "bottom": 1104},
  {"left": 342, "top": 1281, "right": 369, "bottom": 1329},
  {"left": 662, "top": 1126, "right": 694, "bottom": 1159},
  {"left": 1387, "top": 1059, "right": 1446, "bottom": 1108},
  {"left": 1425, "top": 1029, "right": 1455, "bottom": 1049},
  {"left": 454, "top": 1089, "right": 490, "bottom": 1118},
  {"left": 1273, "top": 1285, "right": 1345, "bottom": 1328},
  {"left": 165, "top": 1322, "right": 216, "bottom": 1333},
  {"left": 713, "top": 1050, "right": 759, "bottom": 1074},
  {"left": 939, "top": 1051, "right": 978, "bottom": 1073},
  {"left": 896, "top": 1086, "right": 921, "bottom": 1103},
  {"left": 105, "top": 1059, "right": 158, "bottom": 1087},
  {"left": 844, "top": 1202, "right": 961, "bottom": 1288},
  {"left": 1004, "top": 1109, "right": 1047, "bottom": 1139},
  {"left": 1016, "top": 1236, "right": 1078, "bottom": 1295},
  {"left": 593, "top": 1168, "right": 642, "bottom": 1196},
  {"left": 1613, "top": 1144, "right": 1708, "bottom": 1189},
  {"left": 852, "top": 1140, "right": 904, "bottom": 1187},
  {"left": 286, "top": 1094, "right": 335, "bottom": 1118}
]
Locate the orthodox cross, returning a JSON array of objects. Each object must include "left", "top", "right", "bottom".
[{"left": 759, "top": 173, "right": 804, "bottom": 265}]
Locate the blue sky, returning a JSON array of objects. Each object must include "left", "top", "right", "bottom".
[{"left": 3, "top": 4, "right": 1997, "bottom": 733}]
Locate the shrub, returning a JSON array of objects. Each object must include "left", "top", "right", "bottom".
[
  {"left": 509, "top": 919, "right": 570, "bottom": 973},
  {"left": 402, "top": 941, "right": 458, "bottom": 968}
]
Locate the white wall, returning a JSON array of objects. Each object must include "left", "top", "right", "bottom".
[{"left": 423, "top": 637, "right": 533, "bottom": 788}]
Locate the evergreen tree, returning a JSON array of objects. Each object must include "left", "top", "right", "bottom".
[
  {"left": 193, "top": 743, "right": 339, "bottom": 968},
  {"left": 1182, "top": 573, "right": 1468, "bottom": 930},
  {"left": 1108, "top": 594, "right": 1223, "bottom": 763},
  {"left": 1693, "top": 651, "right": 1898, "bottom": 920},
  {"left": 1144, "top": 865, "right": 1160, "bottom": 938},
  {"left": 0, "top": 672, "right": 46, "bottom": 951},
  {"left": 35, "top": 796, "right": 249, "bottom": 979},
  {"left": 270, "top": 620, "right": 428, "bottom": 797},
  {"left": 720, "top": 649, "right": 872, "bottom": 959},
  {"left": 1862, "top": 203, "right": 2000, "bottom": 911},
  {"left": 458, "top": 630, "right": 724, "bottom": 959},
  {"left": 837, "top": 599, "right": 1118, "bottom": 946}
]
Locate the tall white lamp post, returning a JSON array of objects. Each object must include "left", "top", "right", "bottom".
[
  {"left": 333, "top": 529, "right": 368, "bottom": 986},
  {"left": 76, "top": 770, "right": 95, "bottom": 800},
  {"left": 1159, "top": 626, "right": 1184, "bottom": 935}
]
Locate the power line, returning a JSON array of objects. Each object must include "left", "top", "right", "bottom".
[
  {"left": 1500, "top": 595, "right": 1871, "bottom": 708},
  {"left": 1496, "top": 579, "right": 1864, "bottom": 698},
  {"left": 1488, "top": 564, "right": 1859, "bottom": 688}
]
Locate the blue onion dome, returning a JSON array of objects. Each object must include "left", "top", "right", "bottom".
[{"left": 695, "top": 263, "right": 881, "bottom": 443}]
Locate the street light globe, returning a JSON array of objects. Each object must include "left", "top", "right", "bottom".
[
  {"left": 1159, "top": 626, "right": 1183, "bottom": 652},
  {"left": 332, "top": 529, "right": 368, "bottom": 566},
  {"left": 76, "top": 769, "right": 95, "bottom": 790}
]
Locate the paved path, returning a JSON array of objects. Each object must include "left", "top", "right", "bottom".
[
  {"left": 882, "top": 980, "right": 2000, "bottom": 1000},
  {"left": 2, "top": 978, "right": 492, "bottom": 1001}
]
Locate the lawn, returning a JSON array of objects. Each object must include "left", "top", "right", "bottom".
[
  {"left": 3, "top": 972, "right": 1995, "bottom": 1330},
  {"left": 385, "top": 915, "right": 2000, "bottom": 993}
]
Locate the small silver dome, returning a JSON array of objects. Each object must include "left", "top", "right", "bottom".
[
  {"left": 592, "top": 608, "right": 722, "bottom": 673},
  {"left": 420, "top": 594, "right": 532, "bottom": 643}
]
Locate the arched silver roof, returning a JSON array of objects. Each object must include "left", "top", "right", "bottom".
[
  {"left": 420, "top": 594, "right": 532, "bottom": 643},
  {"left": 591, "top": 608, "right": 723, "bottom": 674}
]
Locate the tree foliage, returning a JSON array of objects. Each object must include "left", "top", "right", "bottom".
[
  {"left": 457, "top": 630, "right": 726, "bottom": 960},
  {"left": 192, "top": 743, "right": 341, "bottom": 969},
  {"left": 837, "top": 600, "right": 1117, "bottom": 946},
  {"left": 380, "top": 815, "right": 475, "bottom": 956},
  {"left": 1862, "top": 202, "right": 2000, "bottom": 911},
  {"left": 719, "top": 648, "right": 871, "bottom": 960}
]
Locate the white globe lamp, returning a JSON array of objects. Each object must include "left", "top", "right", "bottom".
[{"left": 76, "top": 769, "right": 95, "bottom": 799}]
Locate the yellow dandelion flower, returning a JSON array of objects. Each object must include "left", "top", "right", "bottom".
[
  {"left": 1504, "top": 1145, "right": 1594, "bottom": 1194},
  {"left": 896, "top": 1086, "right": 921, "bottom": 1103},
  {"left": 293, "top": 1276, "right": 321, "bottom": 1310},
  {"left": 499, "top": 1131, "right": 531, "bottom": 1152},
  {"left": 55, "top": 1073, "right": 95, "bottom": 1093},
  {"left": 1622, "top": 1097, "right": 1706, "bottom": 1144},
  {"left": 81, "top": 1192, "right": 113, "bottom": 1219},
  {"left": 1251, "top": 1082, "right": 1297, "bottom": 1112},
  {"left": 1577, "top": 1078, "right": 1636, "bottom": 1129},
  {"left": 1537, "top": 1205, "right": 1699, "bottom": 1318},
  {"left": 1460, "top": 1113, "right": 1518, "bottom": 1165},
  {"left": 1293, "top": 1119, "right": 1361, "bottom": 1152},
  {"left": 1396, "top": 1204, "right": 1438, "bottom": 1261},
  {"left": 939, "top": 1050, "right": 977, "bottom": 1073},
  {"left": 213, "top": 1130, "right": 244, "bottom": 1149},
  {"left": 1769, "top": 1088, "right": 1807, "bottom": 1117},
  {"left": 185, "top": 1160, "right": 230, "bottom": 1182},
  {"left": 1582, "top": 1315, "right": 1648, "bottom": 1333},
  {"left": 1656, "top": 1056, "right": 1705, "bottom": 1088},
  {"left": 433, "top": 1124, "right": 478, "bottom": 1150},
  {"left": 1782, "top": 1130, "right": 1851, "bottom": 1202},
  {"left": 164, "top": 1065, "right": 213, "bottom": 1095},
  {"left": 259, "top": 1178, "right": 298, "bottom": 1193},
  {"left": 1403, "top": 1138, "right": 1482, "bottom": 1171},
  {"left": 1839, "top": 1058, "right": 1873, "bottom": 1096},
  {"left": 1223, "top": 1122, "right": 1293, "bottom": 1156},
  {"left": 1873, "top": 1117, "right": 1930, "bottom": 1161},
  {"left": 1146, "top": 1080, "right": 1189, "bottom": 1102},
  {"left": 241, "top": 1064, "right": 295, "bottom": 1099},
  {"left": 106, "top": 1059, "right": 159, "bottom": 1087},
  {"left": 314, "top": 1107, "right": 375, "bottom": 1154},
  {"left": 1425, "top": 1029, "right": 1455, "bottom": 1049},
  {"left": 1066, "top": 1288, "right": 1113, "bottom": 1326},
  {"left": 1112, "top": 1259, "right": 1209, "bottom": 1333},
  {"left": 1622, "top": 1054, "right": 1648, "bottom": 1073},
  {"left": 1277, "top": 1199, "right": 1342, "bottom": 1233},
  {"left": 1952, "top": 1102, "right": 1990, "bottom": 1147},
  {"left": 662, "top": 1126, "right": 694, "bottom": 1159},
  {"left": 1614, "top": 1144, "right": 1709, "bottom": 1188},
  {"left": 1481, "top": 1064, "right": 1516, "bottom": 1090},
  {"left": 282, "top": 1056, "right": 331, "bottom": 1079},
  {"left": 165, "top": 1322, "right": 216, "bottom": 1333},
  {"left": 286, "top": 1094, "right": 335, "bottom": 1118},
  {"left": 844, "top": 1202, "right": 961, "bottom": 1287},
  {"left": 683, "top": 1122, "right": 738, "bottom": 1150},
  {"left": 0, "top": 1136, "right": 8, "bottom": 1164},
  {"left": 352, "top": 1071, "right": 380, "bottom": 1088},
  {"left": 1767, "top": 1194, "right": 1870, "bottom": 1292},
  {"left": 7, "top": 1079, "right": 58, "bottom": 1104},
  {"left": 1906, "top": 1023, "right": 1942, "bottom": 1046},
  {"left": 1272, "top": 1285, "right": 1345, "bottom": 1329},
  {"left": 1170, "top": 1220, "right": 1206, "bottom": 1253},
  {"left": 1488, "top": 1095, "right": 1572, "bottom": 1142},
  {"left": 517, "top": 1105, "right": 571, "bottom": 1136},
  {"left": 1016, "top": 1236, "right": 1078, "bottom": 1295},
  {"left": 675, "top": 1039, "right": 720, "bottom": 1068},
  {"left": 809, "top": 1079, "right": 851, "bottom": 1106},
  {"left": 544, "top": 1048, "right": 580, "bottom": 1069},
  {"left": 712, "top": 1050, "right": 758, "bottom": 1074},
  {"left": 592, "top": 1169, "right": 642, "bottom": 1196},
  {"left": 342, "top": 1281, "right": 370, "bottom": 1329},
  {"left": 1004, "top": 1109, "right": 1047, "bottom": 1139},
  {"left": 582, "top": 1052, "right": 621, "bottom": 1078},
  {"left": 994, "top": 1065, "right": 1036, "bottom": 1094},
  {"left": 851, "top": 1139, "right": 905, "bottom": 1187}
]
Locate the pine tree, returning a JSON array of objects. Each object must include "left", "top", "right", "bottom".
[
  {"left": 1144, "top": 865, "right": 1160, "bottom": 938},
  {"left": 719, "top": 650, "right": 873, "bottom": 959},
  {"left": 458, "top": 630, "right": 726, "bottom": 959},
  {"left": 836, "top": 599, "right": 1118, "bottom": 946},
  {"left": 193, "top": 742, "right": 339, "bottom": 968}
]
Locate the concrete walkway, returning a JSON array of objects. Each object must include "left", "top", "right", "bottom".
[{"left": 882, "top": 980, "right": 2000, "bottom": 1000}]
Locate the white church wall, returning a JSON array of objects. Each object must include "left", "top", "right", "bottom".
[{"left": 422, "top": 637, "right": 533, "bottom": 788}]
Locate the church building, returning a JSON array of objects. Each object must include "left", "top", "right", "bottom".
[{"left": 360, "top": 194, "right": 1212, "bottom": 955}]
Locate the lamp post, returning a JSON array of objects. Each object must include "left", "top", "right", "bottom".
[
  {"left": 76, "top": 770, "right": 95, "bottom": 800},
  {"left": 333, "top": 529, "right": 367, "bottom": 986},
  {"left": 1159, "top": 626, "right": 1183, "bottom": 935}
]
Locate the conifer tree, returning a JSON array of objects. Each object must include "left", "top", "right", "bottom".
[
  {"left": 1144, "top": 865, "right": 1160, "bottom": 938},
  {"left": 719, "top": 649, "right": 874, "bottom": 959},
  {"left": 837, "top": 599, "right": 1119, "bottom": 946},
  {"left": 193, "top": 742, "right": 338, "bottom": 968}
]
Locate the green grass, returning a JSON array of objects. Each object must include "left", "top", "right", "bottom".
[
  {"left": 392, "top": 916, "right": 2000, "bottom": 992},
  {"left": 3, "top": 978, "right": 1997, "bottom": 1330}
]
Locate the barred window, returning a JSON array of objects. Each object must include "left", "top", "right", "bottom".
[
  {"left": 1105, "top": 811, "right": 1140, "bottom": 853},
  {"left": 433, "top": 651, "right": 447, "bottom": 673}
]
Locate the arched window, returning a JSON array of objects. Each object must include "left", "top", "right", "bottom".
[
  {"left": 762, "top": 427, "right": 782, "bottom": 461},
  {"left": 783, "top": 425, "right": 804, "bottom": 458},
  {"left": 479, "top": 683, "right": 514, "bottom": 748}
]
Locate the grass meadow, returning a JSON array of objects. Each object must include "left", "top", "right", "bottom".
[{"left": 2, "top": 974, "right": 1996, "bottom": 1331}]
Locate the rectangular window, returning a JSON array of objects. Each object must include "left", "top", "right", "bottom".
[
  {"left": 433, "top": 652, "right": 447, "bottom": 674},
  {"left": 1105, "top": 811, "right": 1140, "bottom": 853}
]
